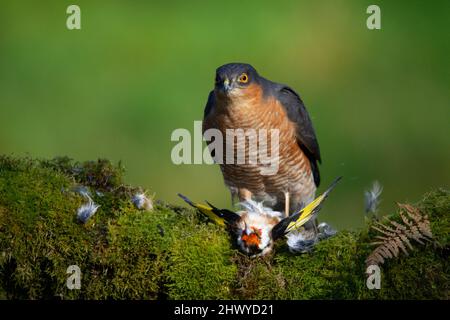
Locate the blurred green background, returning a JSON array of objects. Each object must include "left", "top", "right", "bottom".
[{"left": 1, "top": 1, "right": 449, "bottom": 229}]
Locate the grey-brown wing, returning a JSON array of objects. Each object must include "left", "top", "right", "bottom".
[
  {"left": 203, "top": 90, "right": 215, "bottom": 120},
  {"left": 202, "top": 90, "right": 217, "bottom": 159}
]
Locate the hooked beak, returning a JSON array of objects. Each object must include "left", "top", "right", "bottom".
[
  {"left": 223, "top": 78, "right": 231, "bottom": 91},
  {"left": 217, "top": 77, "right": 233, "bottom": 94}
]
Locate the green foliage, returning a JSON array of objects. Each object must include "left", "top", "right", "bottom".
[{"left": 0, "top": 156, "right": 448, "bottom": 299}]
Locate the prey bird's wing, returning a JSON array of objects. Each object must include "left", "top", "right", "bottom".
[
  {"left": 273, "top": 83, "right": 321, "bottom": 187},
  {"left": 271, "top": 177, "right": 342, "bottom": 239},
  {"left": 178, "top": 193, "right": 225, "bottom": 226},
  {"left": 285, "top": 176, "right": 342, "bottom": 233},
  {"left": 205, "top": 201, "right": 242, "bottom": 225},
  {"left": 177, "top": 193, "right": 240, "bottom": 226}
]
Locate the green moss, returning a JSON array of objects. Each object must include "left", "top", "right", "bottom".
[
  {"left": 0, "top": 155, "right": 149, "bottom": 299},
  {"left": 233, "top": 231, "right": 366, "bottom": 299},
  {"left": 0, "top": 155, "right": 448, "bottom": 299},
  {"left": 165, "top": 219, "right": 237, "bottom": 299},
  {"left": 40, "top": 156, "right": 125, "bottom": 192},
  {"left": 361, "top": 189, "right": 450, "bottom": 300},
  {"left": 83, "top": 209, "right": 169, "bottom": 299},
  {"left": 233, "top": 190, "right": 449, "bottom": 300},
  {"left": 0, "top": 157, "right": 85, "bottom": 299}
]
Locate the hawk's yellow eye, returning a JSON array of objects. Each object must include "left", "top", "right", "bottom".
[{"left": 238, "top": 73, "right": 249, "bottom": 83}]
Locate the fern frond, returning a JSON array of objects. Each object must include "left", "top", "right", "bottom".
[{"left": 366, "top": 203, "right": 432, "bottom": 267}]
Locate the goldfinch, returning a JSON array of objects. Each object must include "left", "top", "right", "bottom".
[{"left": 178, "top": 176, "right": 342, "bottom": 257}]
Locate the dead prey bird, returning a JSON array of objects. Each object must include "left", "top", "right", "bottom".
[{"left": 179, "top": 176, "right": 341, "bottom": 257}]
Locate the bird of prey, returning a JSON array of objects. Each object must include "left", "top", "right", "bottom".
[
  {"left": 203, "top": 63, "right": 321, "bottom": 218},
  {"left": 178, "top": 176, "right": 341, "bottom": 257}
]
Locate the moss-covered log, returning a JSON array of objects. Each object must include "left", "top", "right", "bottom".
[{"left": 0, "top": 156, "right": 448, "bottom": 299}]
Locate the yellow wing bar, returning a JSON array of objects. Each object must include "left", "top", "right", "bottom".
[
  {"left": 286, "top": 176, "right": 342, "bottom": 233},
  {"left": 178, "top": 193, "right": 241, "bottom": 226}
]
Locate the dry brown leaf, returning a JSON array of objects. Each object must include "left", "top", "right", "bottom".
[{"left": 365, "top": 203, "right": 432, "bottom": 267}]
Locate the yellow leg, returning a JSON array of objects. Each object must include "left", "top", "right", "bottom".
[
  {"left": 284, "top": 192, "right": 290, "bottom": 218},
  {"left": 238, "top": 188, "right": 253, "bottom": 202}
]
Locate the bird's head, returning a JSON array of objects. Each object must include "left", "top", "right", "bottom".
[
  {"left": 235, "top": 201, "right": 282, "bottom": 257},
  {"left": 214, "top": 63, "right": 260, "bottom": 99},
  {"left": 237, "top": 214, "right": 276, "bottom": 257}
]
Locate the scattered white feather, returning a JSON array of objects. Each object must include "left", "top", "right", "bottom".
[
  {"left": 132, "top": 193, "right": 153, "bottom": 211},
  {"left": 286, "top": 231, "right": 316, "bottom": 253},
  {"left": 365, "top": 181, "right": 383, "bottom": 214},
  {"left": 286, "top": 222, "right": 337, "bottom": 253},
  {"left": 238, "top": 199, "right": 282, "bottom": 218},
  {"left": 77, "top": 196, "right": 100, "bottom": 223},
  {"left": 72, "top": 185, "right": 92, "bottom": 198},
  {"left": 317, "top": 222, "right": 337, "bottom": 239}
]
